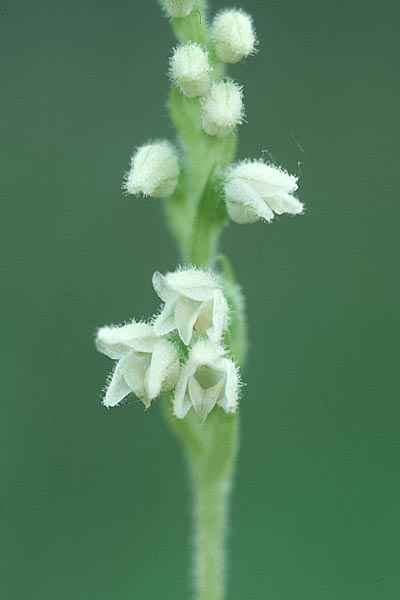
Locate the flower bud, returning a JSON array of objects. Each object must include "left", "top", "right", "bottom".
[
  {"left": 224, "top": 160, "right": 304, "bottom": 224},
  {"left": 201, "top": 80, "right": 244, "bottom": 137},
  {"left": 161, "top": 0, "right": 194, "bottom": 18},
  {"left": 124, "top": 140, "right": 180, "bottom": 198},
  {"left": 170, "top": 43, "right": 211, "bottom": 98},
  {"left": 211, "top": 9, "right": 257, "bottom": 64}
]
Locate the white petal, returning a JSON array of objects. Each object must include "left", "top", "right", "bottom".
[
  {"left": 188, "top": 376, "right": 224, "bottom": 424},
  {"left": 120, "top": 352, "right": 149, "bottom": 404},
  {"left": 226, "top": 199, "right": 259, "bottom": 224},
  {"left": 194, "top": 299, "right": 213, "bottom": 337},
  {"left": 228, "top": 161, "right": 297, "bottom": 196},
  {"left": 96, "top": 322, "right": 155, "bottom": 358},
  {"left": 163, "top": 269, "right": 217, "bottom": 302},
  {"left": 208, "top": 289, "right": 229, "bottom": 342},
  {"left": 174, "top": 297, "right": 199, "bottom": 345},
  {"left": 152, "top": 271, "right": 176, "bottom": 303},
  {"left": 173, "top": 371, "right": 192, "bottom": 419},
  {"left": 266, "top": 194, "right": 285, "bottom": 215},
  {"left": 280, "top": 194, "right": 304, "bottom": 215},
  {"left": 188, "top": 340, "right": 225, "bottom": 370},
  {"left": 102, "top": 360, "right": 131, "bottom": 407},
  {"left": 153, "top": 301, "right": 176, "bottom": 336},
  {"left": 144, "top": 339, "right": 179, "bottom": 401},
  {"left": 218, "top": 358, "right": 239, "bottom": 414}
]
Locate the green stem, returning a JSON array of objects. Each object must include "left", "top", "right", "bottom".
[
  {"left": 163, "top": 400, "right": 239, "bottom": 600},
  {"left": 162, "top": 9, "right": 246, "bottom": 599}
]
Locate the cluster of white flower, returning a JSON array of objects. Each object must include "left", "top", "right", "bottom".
[
  {"left": 122, "top": 4, "right": 303, "bottom": 226},
  {"left": 168, "top": 8, "right": 256, "bottom": 138},
  {"left": 96, "top": 268, "right": 240, "bottom": 424},
  {"left": 97, "top": 3, "right": 305, "bottom": 425}
]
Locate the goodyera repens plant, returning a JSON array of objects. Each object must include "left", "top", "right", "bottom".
[{"left": 96, "top": 2, "right": 303, "bottom": 599}]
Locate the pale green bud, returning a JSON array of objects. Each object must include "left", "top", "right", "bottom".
[
  {"left": 170, "top": 43, "right": 211, "bottom": 98},
  {"left": 201, "top": 80, "right": 244, "bottom": 137},
  {"left": 211, "top": 9, "right": 257, "bottom": 64},
  {"left": 124, "top": 140, "right": 180, "bottom": 198}
]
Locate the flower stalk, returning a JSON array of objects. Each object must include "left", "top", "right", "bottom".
[{"left": 95, "top": 2, "right": 303, "bottom": 598}]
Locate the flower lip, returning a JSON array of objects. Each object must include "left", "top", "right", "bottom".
[{"left": 173, "top": 340, "right": 240, "bottom": 423}]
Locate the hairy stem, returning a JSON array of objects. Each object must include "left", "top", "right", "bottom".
[
  {"left": 162, "top": 8, "right": 245, "bottom": 599},
  {"left": 163, "top": 401, "right": 239, "bottom": 600}
]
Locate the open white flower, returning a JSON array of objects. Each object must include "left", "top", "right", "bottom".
[
  {"left": 96, "top": 321, "right": 180, "bottom": 408},
  {"left": 152, "top": 268, "right": 229, "bottom": 345},
  {"left": 173, "top": 340, "right": 240, "bottom": 424},
  {"left": 224, "top": 159, "right": 304, "bottom": 224}
]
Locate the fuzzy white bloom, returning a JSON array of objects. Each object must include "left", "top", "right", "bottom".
[
  {"left": 211, "top": 9, "right": 257, "bottom": 64},
  {"left": 201, "top": 80, "right": 244, "bottom": 137},
  {"left": 161, "top": 0, "right": 194, "bottom": 18},
  {"left": 124, "top": 140, "right": 180, "bottom": 198},
  {"left": 152, "top": 268, "right": 229, "bottom": 346},
  {"left": 170, "top": 43, "right": 211, "bottom": 98},
  {"left": 173, "top": 340, "right": 240, "bottom": 423},
  {"left": 224, "top": 159, "right": 304, "bottom": 224},
  {"left": 96, "top": 321, "right": 180, "bottom": 408}
]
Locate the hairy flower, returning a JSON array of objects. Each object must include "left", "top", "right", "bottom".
[
  {"left": 96, "top": 321, "right": 180, "bottom": 408},
  {"left": 201, "top": 80, "right": 244, "bottom": 137},
  {"left": 211, "top": 9, "right": 257, "bottom": 64},
  {"left": 124, "top": 140, "right": 180, "bottom": 198},
  {"left": 161, "top": 0, "right": 194, "bottom": 18},
  {"left": 173, "top": 340, "right": 240, "bottom": 423},
  {"left": 170, "top": 43, "right": 211, "bottom": 98},
  {"left": 224, "top": 159, "right": 304, "bottom": 224},
  {"left": 153, "top": 268, "right": 229, "bottom": 345}
]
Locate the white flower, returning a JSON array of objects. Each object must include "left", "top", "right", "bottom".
[
  {"left": 224, "top": 159, "right": 304, "bottom": 224},
  {"left": 161, "top": 0, "right": 194, "bottom": 18},
  {"left": 96, "top": 321, "right": 180, "bottom": 408},
  {"left": 173, "top": 340, "right": 240, "bottom": 424},
  {"left": 124, "top": 140, "right": 180, "bottom": 198},
  {"left": 170, "top": 43, "right": 211, "bottom": 98},
  {"left": 211, "top": 9, "right": 257, "bottom": 64},
  {"left": 152, "top": 268, "right": 229, "bottom": 346},
  {"left": 201, "top": 80, "right": 244, "bottom": 137}
]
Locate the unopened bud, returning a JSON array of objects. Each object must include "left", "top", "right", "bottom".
[
  {"left": 170, "top": 43, "right": 211, "bottom": 98},
  {"left": 124, "top": 140, "right": 180, "bottom": 198},
  {"left": 224, "top": 160, "right": 303, "bottom": 224},
  {"left": 201, "top": 80, "right": 244, "bottom": 137},
  {"left": 161, "top": 0, "right": 195, "bottom": 18},
  {"left": 211, "top": 9, "right": 257, "bottom": 64}
]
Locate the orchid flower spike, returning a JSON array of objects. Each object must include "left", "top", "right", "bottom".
[
  {"left": 173, "top": 340, "right": 240, "bottom": 424},
  {"left": 152, "top": 268, "right": 229, "bottom": 346},
  {"left": 224, "top": 159, "right": 304, "bottom": 224},
  {"left": 96, "top": 321, "right": 180, "bottom": 408}
]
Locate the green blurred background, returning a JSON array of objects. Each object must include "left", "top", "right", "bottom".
[{"left": 1, "top": 0, "right": 399, "bottom": 598}]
